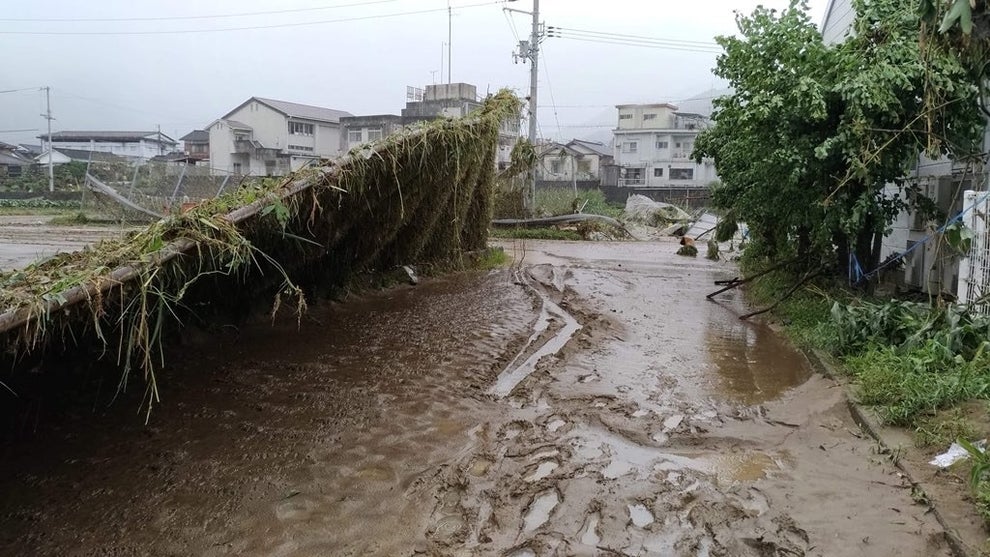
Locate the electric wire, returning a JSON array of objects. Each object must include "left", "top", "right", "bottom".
[
  {"left": 0, "top": 0, "right": 403, "bottom": 23},
  {"left": 549, "top": 26, "right": 719, "bottom": 48},
  {"left": 547, "top": 33, "right": 722, "bottom": 54},
  {"left": 0, "top": 2, "right": 499, "bottom": 36}
]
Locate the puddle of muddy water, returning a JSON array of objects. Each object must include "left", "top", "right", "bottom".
[
  {"left": 490, "top": 274, "right": 582, "bottom": 398},
  {"left": 580, "top": 513, "right": 601, "bottom": 546},
  {"left": 523, "top": 489, "right": 560, "bottom": 532},
  {"left": 704, "top": 309, "right": 811, "bottom": 405},
  {"left": 524, "top": 460, "right": 559, "bottom": 482},
  {"left": 628, "top": 503, "right": 654, "bottom": 528}
]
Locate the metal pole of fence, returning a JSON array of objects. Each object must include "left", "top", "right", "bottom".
[
  {"left": 126, "top": 162, "right": 140, "bottom": 201},
  {"left": 169, "top": 163, "right": 188, "bottom": 209},
  {"left": 215, "top": 174, "right": 231, "bottom": 197}
]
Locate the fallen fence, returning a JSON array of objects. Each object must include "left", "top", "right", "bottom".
[{"left": 0, "top": 91, "right": 523, "bottom": 416}]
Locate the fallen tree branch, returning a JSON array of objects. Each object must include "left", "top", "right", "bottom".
[{"left": 739, "top": 269, "right": 823, "bottom": 320}]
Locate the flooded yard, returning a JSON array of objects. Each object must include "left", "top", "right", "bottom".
[{"left": 0, "top": 239, "right": 953, "bottom": 556}]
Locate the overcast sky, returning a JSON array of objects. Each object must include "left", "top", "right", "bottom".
[{"left": 1, "top": 0, "right": 828, "bottom": 147}]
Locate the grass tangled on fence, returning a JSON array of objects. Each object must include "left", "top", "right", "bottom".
[{"left": 0, "top": 90, "right": 525, "bottom": 417}]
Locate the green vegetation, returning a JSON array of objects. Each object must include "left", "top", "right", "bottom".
[
  {"left": 534, "top": 188, "right": 623, "bottom": 219},
  {"left": 472, "top": 247, "right": 510, "bottom": 270},
  {"left": 490, "top": 227, "right": 582, "bottom": 241},
  {"left": 0, "top": 161, "right": 87, "bottom": 193},
  {"left": 695, "top": 0, "right": 984, "bottom": 274},
  {"left": 0, "top": 198, "right": 81, "bottom": 214}
]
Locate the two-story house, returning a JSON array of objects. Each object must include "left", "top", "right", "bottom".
[
  {"left": 38, "top": 131, "right": 178, "bottom": 161},
  {"left": 180, "top": 130, "right": 210, "bottom": 163},
  {"left": 208, "top": 97, "right": 352, "bottom": 176},
  {"left": 612, "top": 103, "right": 717, "bottom": 188},
  {"left": 536, "top": 139, "right": 614, "bottom": 186}
]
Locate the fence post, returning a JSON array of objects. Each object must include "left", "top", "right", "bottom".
[
  {"left": 216, "top": 174, "right": 231, "bottom": 197},
  {"left": 169, "top": 164, "right": 188, "bottom": 208},
  {"left": 126, "top": 162, "right": 140, "bottom": 201}
]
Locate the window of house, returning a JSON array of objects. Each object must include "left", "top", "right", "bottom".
[
  {"left": 348, "top": 130, "right": 362, "bottom": 144},
  {"left": 675, "top": 142, "right": 682, "bottom": 149},
  {"left": 288, "top": 144, "right": 314, "bottom": 152},
  {"left": 654, "top": 168, "right": 663, "bottom": 177},
  {"left": 643, "top": 114, "right": 657, "bottom": 120},
  {"left": 670, "top": 168, "right": 694, "bottom": 180},
  {"left": 623, "top": 168, "right": 644, "bottom": 183},
  {"left": 550, "top": 160, "right": 563, "bottom": 174},
  {"left": 289, "top": 122, "right": 314, "bottom": 136},
  {"left": 232, "top": 162, "right": 242, "bottom": 174},
  {"left": 619, "top": 114, "right": 632, "bottom": 120},
  {"left": 622, "top": 141, "right": 638, "bottom": 153},
  {"left": 656, "top": 140, "right": 669, "bottom": 149},
  {"left": 367, "top": 128, "right": 383, "bottom": 142},
  {"left": 578, "top": 160, "right": 591, "bottom": 173},
  {"left": 265, "top": 160, "right": 276, "bottom": 176}
]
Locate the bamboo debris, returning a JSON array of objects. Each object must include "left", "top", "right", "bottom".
[{"left": 0, "top": 91, "right": 525, "bottom": 411}]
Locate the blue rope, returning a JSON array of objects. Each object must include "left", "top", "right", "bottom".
[{"left": 856, "top": 188, "right": 990, "bottom": 283}]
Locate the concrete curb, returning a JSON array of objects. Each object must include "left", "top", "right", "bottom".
[{"left": 801, "top": 346, "right": 972, "bottom": 557}]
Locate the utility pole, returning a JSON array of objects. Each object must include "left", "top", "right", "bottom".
[
  {"left": 42, "top": 87, "right": 54, "bottom": 193},
  {"left": 508, "top": 0, "right": 541, "bottom": 209},
  {"left": 448, "top": 1, "right": 453, "bottom": 85}
]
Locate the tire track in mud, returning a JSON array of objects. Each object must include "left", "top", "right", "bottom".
[{"left": 425, "top": 241, "right": 957, "bottom": 557}]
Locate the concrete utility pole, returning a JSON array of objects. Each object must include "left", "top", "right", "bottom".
[
  {"left": 448, "top": 1, "right": 453, "bottom": 85},
  {"left": 508, "top": 0, "right": 541, "bottom": 210},
  {"left": 42, "top": 87, "right": 54, "bottom": 193}
]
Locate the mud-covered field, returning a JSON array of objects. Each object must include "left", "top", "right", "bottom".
[
  {"left": 0, "top": 239, "right": 957, "bottom": 556},
  {"left": 0, "top": 215, "right": 128, "bottom": 271}
]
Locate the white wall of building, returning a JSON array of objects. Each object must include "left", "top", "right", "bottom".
[
  {"left": 613, "top": 130, "right": 715, "bottom": 187},
  {"left": 209, "top": 100, "right": 342, "bottom": 176},
  {"left": 821, "top": 0, "right": 856, "bottom": 45},
  {"left": 45, "top": 139, "right": 170, "bottom": 160}
]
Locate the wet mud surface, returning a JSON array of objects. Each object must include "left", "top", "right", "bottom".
[
  {"left": 0, "top": 239, "right": 956, "bottom": 556},
  {"left": 0, "top": 216, "right": 128, "bottom": 271}
]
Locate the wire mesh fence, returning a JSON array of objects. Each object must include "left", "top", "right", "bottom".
[
  {"left": 958, "top": 189, "right": 990, "bottom": 313},
  {"left": 82, "top": 159, "right": 245, "bottom": 223}
]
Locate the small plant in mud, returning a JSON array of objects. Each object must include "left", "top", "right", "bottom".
[
  {"left": 957, "top": 438, "right": 990, "bottom": 524},
  {"left": 676, "top": 244, "right": 698, "bottom": 257},
  {"left": 915, "top": 408, "right": 979, "bottom": 448}
]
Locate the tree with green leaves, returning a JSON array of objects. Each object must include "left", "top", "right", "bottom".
[{"left": 694, "top": 0, "right": 985, "bottom": 277}]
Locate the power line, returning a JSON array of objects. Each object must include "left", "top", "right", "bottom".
[
  {"left": 0, "top": 87, "right": 43, "bottom": 95},
  {"left": 0, "top": 2, "right": 499, "bottom": 36},
  {"left": 547, "top": 33, "right": 722, "bottom": 53},
  {"left": 550, "top": 26, "right": 719, "bottom": 48},
  {"left": 0, "top": 0, "right": 402, "bottom": 23},
  {"left": 0, "top": 128, "right": 39, "bottom": 134},
  {"left": 541, "top": 49, "right": 562, "bottom": 139}
]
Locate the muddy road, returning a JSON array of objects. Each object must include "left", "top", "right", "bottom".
[
  {"left": 0, "top": 239, "right": 953, "bottom": 556},
  {"left": 0, "top": 215, "right": 128, "bottom": 271}
]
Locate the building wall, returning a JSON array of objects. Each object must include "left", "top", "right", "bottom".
[
  {"left": 208, "top": 121, "right": 235, "bottom": 174},
  {"left": 616, "top": 106, "right": 676, "bottom": 130},
  {"left": 210, "top": 100, "right": 343, "bottom": 176},
  {"left": 613, "top": 130, "right": 714, "bottom": 188},
  {"left": 46, "top": 139, "right": 170, "bottom": 160},
  {"left": 821, "top": 0, "right": 856, "bottom": 45}
]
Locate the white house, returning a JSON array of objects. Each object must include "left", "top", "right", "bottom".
[
  {"left": 536, "top": 139, "right": 614, "bottom": 184},
  {"left": 208, "top": 97, "right": 352, "bottom": 176},
  {"left": 822, "top": 0, "right": 990, "bottom": 294},
  {"left": 38, "top": 131, "right": 178, "bottom": 161},
  {"left": 612, "top": 103, "right": 717, "bottom": 188}
]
